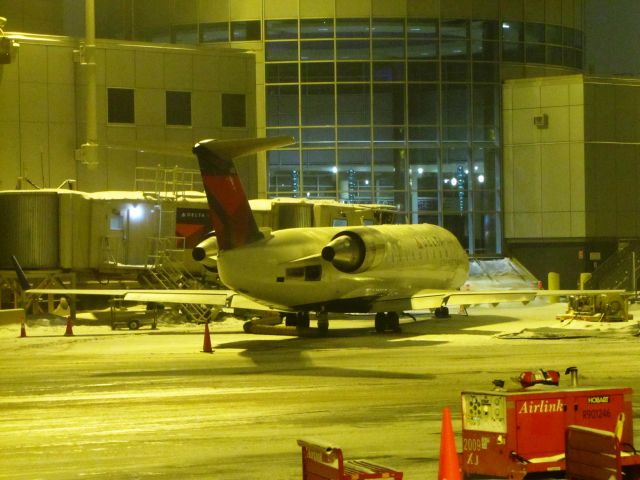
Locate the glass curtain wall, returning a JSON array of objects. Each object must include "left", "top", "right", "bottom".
[{"left": 263, "top": 16, "right": 582, "bottom": 253}]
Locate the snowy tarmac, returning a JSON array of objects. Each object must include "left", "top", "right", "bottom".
[{"left": 1, "top": 300, "right": 640, "bottom": 479}]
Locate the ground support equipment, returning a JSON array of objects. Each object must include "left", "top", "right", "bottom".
[
  {"left": 297, "top": 438, "right": 403, "bottom": 480},
  {"left": 460, "top": 383, "right": 640, "bottom": 479}
]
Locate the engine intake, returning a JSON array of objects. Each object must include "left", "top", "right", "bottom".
[{"left": 321, "top": 228, "right": 386, "bottom": 273}]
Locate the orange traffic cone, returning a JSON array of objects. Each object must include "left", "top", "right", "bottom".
[
  {"left": 19, "top": 321, "right": 27, "bottom": 338},
  {"left": 202, "top": 321, "right": 213, "bottom": 353},
  {"left": 438, "top": 406, "right": 461, "bottom": 480},
  {"left": 64, "top": 316, "right": 74, "bottom": 336}
]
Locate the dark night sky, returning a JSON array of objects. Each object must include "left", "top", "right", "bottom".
[{"left": 585, "top": 0, "right": 640, "bottom": 75}]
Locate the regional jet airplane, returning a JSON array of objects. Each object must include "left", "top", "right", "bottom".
[{"left": 19, "top": 136, "right": 560, "bottom": 333}]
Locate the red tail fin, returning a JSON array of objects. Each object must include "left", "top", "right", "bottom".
[{"left": 193, "top": 136, "right": 294, "bottom": 250}]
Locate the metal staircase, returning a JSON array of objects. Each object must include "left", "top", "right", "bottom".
[
  {"left": 135, "top": 165, "right": 213, "bottom": 323},
  {"left": 583, "top": 243, "right": 640, "bottom": 292},
  {"left": 142, "top": 238, "right": 213, "bottom": 323}
]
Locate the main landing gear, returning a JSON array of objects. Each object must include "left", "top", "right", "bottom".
[
  {"left": 434, "top": 306, "right": 450, "bottom": 318},
  {"left": 285, "top": 311, "right": 328, "bottom": 336},
  {"left": 287, "top": 311, "right": 402, "bottom": 334},
  {"left": 284, "top": 312, "right": 311, "bottom": 329},
  {"left": 374, "top": 312, "right": 401, "bottom": 333}
]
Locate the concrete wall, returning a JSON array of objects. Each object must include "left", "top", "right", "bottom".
[
  {"left": 503, "top": 74, "right": 586, "bottom": 240},
  {"left": 503, "top": 74, "right": 640, "bottom": 287},
  {"left": 504, "top": 74, "right": 640, "bottom": 241},
  {"left": 0, "top": 35, "right": 256, "bottom": 194}
]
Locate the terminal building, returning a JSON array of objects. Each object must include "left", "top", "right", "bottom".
[{"left": 1, "top": 0, "right": 636, "bottom": 289}]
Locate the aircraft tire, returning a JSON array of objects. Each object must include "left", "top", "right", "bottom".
[
  {"left": 434, "top": 306, "right": 449, "bottom": 318},
  {"left": 387, "top": 312, "right": 400, "bottom": 332},
  {"left": 317, "top": 313, "right": 329, "bottom": 336},
  {"left": 284, "top": 313, "right": 297, "bottom": 327},
  {"left": 374, "top": 312, "right": 387, "bottom": 333},
  {"left": 297, "top": 312, "right": 310, "bottom": 329},
  {"left": 317, "top": 322, "right": 328, "bottom": 336}
]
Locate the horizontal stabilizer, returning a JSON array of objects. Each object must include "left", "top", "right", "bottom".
[{"left": 193, "top": 136, "right": 295, "bottom": 173}]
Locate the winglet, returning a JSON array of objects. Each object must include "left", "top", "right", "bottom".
[
  {"left": 193, "top": 136, "right": 294, "bottom": 250},
  {"left": 10, "top": 255, "right": 31, "bottom": 291}
]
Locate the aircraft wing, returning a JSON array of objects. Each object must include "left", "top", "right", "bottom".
[
  {"left": 439, "top": 290, "right": 538, "bottom": 307},
  {"left": 368, "top": 289, "right": 539, "bottom": 311},
  {"left": 377, "top": 288, "right": 628, "bottom": 312},
  {"left": 123, "top": 291, "right": 275, "bottom": 311},
  {"left": 122, "top": 290, "right": 231, "bottom": 305},
  {"left": 27, "top": 287, "right": 232, "bottom": 305},
  {"left": 26, "top": 288, "right": 279, "bottom": 311},
  {"left": 26, "top": 286, "right": 627, "bottom": 315}
]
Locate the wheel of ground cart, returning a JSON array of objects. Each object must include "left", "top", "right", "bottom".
[
  {"left": 607, "top": 300, "right": 622, "bottom": 316},
  {"left": 375, "top": 312, "right": 387, "bottom": 333},
  {"left": 128, "top": 319, "right": 140, "bottom": 330}
]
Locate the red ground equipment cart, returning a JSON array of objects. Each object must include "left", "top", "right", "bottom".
[{"left": 460, "top": 368, "right": 640, "bottom": 479}]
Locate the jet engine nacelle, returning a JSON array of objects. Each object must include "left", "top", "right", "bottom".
[
  {"left": 321, "top": 228, "right": 386, "bottom": 273},
  {"left": 192, "top": 234, "right": 219, "bottom": 271}
]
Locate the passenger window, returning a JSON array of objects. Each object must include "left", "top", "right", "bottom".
[
  {"left": 305, "top": 265, "right": 322, "bottom": 281},
  {"left": 285, "top": 267, "right": 305, "bottom": 278}
]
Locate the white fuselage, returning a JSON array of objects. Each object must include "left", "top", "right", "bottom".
[{"left": 216, "top": 224, "right": 469, "bottom": 313}]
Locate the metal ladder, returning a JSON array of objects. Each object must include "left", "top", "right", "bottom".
[
  {"left": 584, "top": 243, "right": 640, "bottom": 293},
  {"left": 134, "top": 166, "right": 211, "bottom": 323},
  {"left": 143, "top": 242, "right": 212, "bottom": 323}
]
